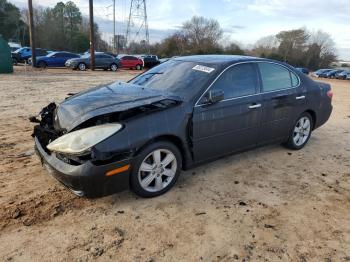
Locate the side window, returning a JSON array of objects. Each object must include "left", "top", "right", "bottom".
[
  {"left": 209, "top": 63, "right": 258, "bottom": 99},
  {"left": 258, "top": 63, "right": 295, "bottom": 92},
  {"left": 291, "top": 71, "right": 299, "bottom": 87}
]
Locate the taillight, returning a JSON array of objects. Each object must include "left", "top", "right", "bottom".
[{"left": 327, "top": 90, "right": 333, "bottom": 99}]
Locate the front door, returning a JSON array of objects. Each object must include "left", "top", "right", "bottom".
[{"left": 192, "top": 62, "right": 262, "bottom": 162}]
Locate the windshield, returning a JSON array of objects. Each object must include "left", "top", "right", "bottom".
[
  {"left": 14, "top": 47, "right": 26, "bottom": 53},
  {"left": 81, "top": 54, "right": 90, "bottom": 58},
  {"left": 46, "top": 52, "right": 57, "bottom": 57},
  {"left": 129, "top": 60, "right": 217, "bottom": 99}
]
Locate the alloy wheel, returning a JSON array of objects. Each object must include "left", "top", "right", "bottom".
[
  {"left": 138, "top": 149, "right": 177, "bottom": 193},
  {"left": 78, "top": 63, "right": 86, "bottom": 71},
  {"left": 293, "top": 116, "right": 311, "bottom": 146},
  {"left": 111, "top": 64, "right": 118, "bottom": 71}
]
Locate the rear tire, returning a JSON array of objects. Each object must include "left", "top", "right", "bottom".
[
  {"left": 130, "top": 141, "right": 182, "bottom": 198},
  {"left": 110, "top": 63, "right": 118, "bottom": 72},
  {"left": 284, "top": 112, "right": 313, "bottom": 150},
  {"left": 12, "top": 58, "right": 18, "bottom": 65}
]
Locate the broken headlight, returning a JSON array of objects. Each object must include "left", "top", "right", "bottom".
[{"left": 47, "top": 124, "right": 122, "bottom": 155}]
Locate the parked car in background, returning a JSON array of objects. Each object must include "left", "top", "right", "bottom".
[
  {"left": 12, "top": 47, "right": 48, "bottom": 65},
  {"left": 141, "top": 55, "right": 160, "bottom": 68},
  {"left": 295, "top": 67, "right": 310, "bottom": 75},
  {"left": 33, "top": 55, "right": 333, "bottom": 198},
  {"left": 335, "top": 70, "right": 350, "bottom": 80},
  {"left": 104, "top": 52, "right": 117, "bottom": 58},
  {"left": 119, "top": 55, "right": 144, "bottom": 70},
  {"left": 65, "top": 53, "right": 120, "bottom": 71},
  {"left": 8, "top": 42, "right": 21, "bottom": 52},
  {"left": 324, "top": 69, "right": 343, "bottom": 79},
  {"left": 159, "top": 57, "right": 171, "bottom": 63},
  {"left": 312, "top": 69, "right": 333, "bottom": 78},
  {"left": 32, "top": 51, "right": 80, "bottom": 68}
]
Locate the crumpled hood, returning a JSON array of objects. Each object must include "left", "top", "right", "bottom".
[{"left": 55, "top": 81, "right": 181, "bottom": 132}]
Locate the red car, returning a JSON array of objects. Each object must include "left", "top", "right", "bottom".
[{"left": 119, "top": 55, "right": 144, "bottom": 70}]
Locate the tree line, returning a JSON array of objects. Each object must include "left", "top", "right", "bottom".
[
  {"left": 130, "top": 16, "right": 337, "bottom": 70},
  {"left": 0, "top": 0, "right": 337, "bottom": 69},
  {"left": 0, "top": 0, "right": 107, "bottom": 53}
]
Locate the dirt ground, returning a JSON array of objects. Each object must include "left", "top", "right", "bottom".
[{"left": 0, "top": 66, "right": 349, "bottom": 262}]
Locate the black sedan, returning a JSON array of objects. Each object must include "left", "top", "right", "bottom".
[
  {"left": 65, "top": 53, "right": 120, "bottom": 71},
  {"left": 32, "top": 55, "right": 333, "bottom": 198}
]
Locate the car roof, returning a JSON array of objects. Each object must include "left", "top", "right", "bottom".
[{"left": 173, "top": 55, "right": 266, "bottom": 66}]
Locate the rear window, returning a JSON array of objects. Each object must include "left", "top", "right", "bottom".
[{"left": 258, "top": 62, "right": 298, "bottom": 92}]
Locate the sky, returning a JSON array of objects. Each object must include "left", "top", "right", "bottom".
[{"left": 9, "top": 0, "right": 350, "bottom": 60}]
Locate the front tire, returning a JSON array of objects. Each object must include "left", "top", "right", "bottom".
[
  {"left": 130, "top": 141, "right": 182, "bottom": 198},
  {"left": 136, "top": 64, "right": 142, "bottom": 70},
  {"left": 284, "top": 112, "right": 313, "bottom": 150},
  {"left": 37, "top": 61, "right": 47, "bottom": 68},
  {"left": 78, "top": 63, "right": 86, "bottom": 71}
]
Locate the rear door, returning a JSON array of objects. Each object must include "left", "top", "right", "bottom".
[
  {"left": 192, "top": 62, "right": 262, "bottom": 162},
  {"left": 257, "top": 62, "right": 305, "bottom": 143}
]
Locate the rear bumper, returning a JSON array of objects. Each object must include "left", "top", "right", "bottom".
[
  {"left": 34, "top": 137, "right": 131, "bottom": 197},
  {"left": 314, "top": 104, "right": 333, "bottom": 130}
]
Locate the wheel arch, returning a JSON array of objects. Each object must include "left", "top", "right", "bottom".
[
  {"left": 135, "top": 135, "right": 187, "bottom": 170},
  {"left": 305, "top": 109, "right": 317, "bottom": 130},
  {"left": 38, "top": 60, "right": 47, "bottom": 66}
]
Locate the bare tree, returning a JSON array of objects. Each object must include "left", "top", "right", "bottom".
[
  {"left": 182, "top": 16, "right": 223, "bottom": 54},
  {"left": 252, "top": 35, "right": 278, "bottom": 56},
  {"left": 308, "top": 30, "right": 336, "bottom": 56}
]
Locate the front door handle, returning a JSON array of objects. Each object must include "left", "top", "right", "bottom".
[
  {"left": 249, "top": 103, "right": 261, "bottom": 109},
  {"left": 296, "top": 95, "right": 306, "bottom": 100}
]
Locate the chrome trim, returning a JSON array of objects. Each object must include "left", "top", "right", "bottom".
[
  {"left": 194, "top": 60, "right": 301, "bottom": 107},
  {"left": 248, "top": 104, "right": 261, "bottom": 109},
  {"left": 296, "top": 95, "right": 306, "bottom": 100}
]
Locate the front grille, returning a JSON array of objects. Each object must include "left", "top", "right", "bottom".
[{"left": 56, "top": 152, "right": 91, "bottom": 166}]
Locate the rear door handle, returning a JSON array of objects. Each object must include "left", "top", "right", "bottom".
[
  {"left": 296, "top": 95, "right": 306, "bottom": 100},
  {"left": 273, "top": 94, "right": 288, "bottom": 99},
  {"left": 249, "top": 103, "right": 261, "bottom": 109}
]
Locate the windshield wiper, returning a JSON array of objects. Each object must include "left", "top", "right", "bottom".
[{"left": 142, "top": 72, "right": 163, "bottom": 76}]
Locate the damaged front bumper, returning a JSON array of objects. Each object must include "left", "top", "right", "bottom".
[{"left": 34, "top": 136, "right": 131, "bottom": 197}]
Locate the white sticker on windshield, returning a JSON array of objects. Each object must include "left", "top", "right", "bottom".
[{"left": 192, "top": 65, "right": 215, "bottom": 73}]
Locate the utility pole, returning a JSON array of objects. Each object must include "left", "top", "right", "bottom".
[
  {"left": 113, "top": 0, "right": 115, "bottom": 54},
  {"left": 28, "top": 0, "right": 36, "bottom": 67},
  {"left": 89, "top": 0, "right": 95, "bottom": 70}
]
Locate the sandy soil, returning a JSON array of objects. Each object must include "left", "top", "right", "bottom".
[{"left": 0, "top": 66, "right": 349, "bottom": 262}]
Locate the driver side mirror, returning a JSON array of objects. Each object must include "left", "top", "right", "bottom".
[{"left": 203, "top": 89, "right": 224, "bottom": 105}]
